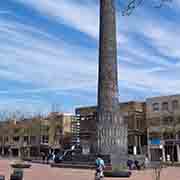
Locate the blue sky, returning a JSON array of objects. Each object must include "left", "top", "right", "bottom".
[{"left": 0, "top": 0, "right": 179, "bottom": 115}]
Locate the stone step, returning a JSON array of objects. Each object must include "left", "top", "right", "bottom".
[
  {"left": 51, "top": 163, "right": 112, "bottom": 170},
  {"left": 51, "top": 163, "right": 95, "bottom": 169}
]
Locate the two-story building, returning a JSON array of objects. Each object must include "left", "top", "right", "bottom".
[
  {"left": 0, "top": 112, "right": 73, "bottom": 158},
  {"left": 146, "top": 94, "right": 180, "bottom": 162}
]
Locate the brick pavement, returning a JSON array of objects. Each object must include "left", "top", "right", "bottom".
[{"left": 0, "top": 159, "right": 180, "bottom": 180}]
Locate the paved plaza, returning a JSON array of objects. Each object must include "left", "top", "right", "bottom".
[{"left": 0, "top": 159, "right": 180, "bottom": 180}]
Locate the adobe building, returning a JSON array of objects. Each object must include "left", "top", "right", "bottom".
[
  {"left": 146, "top": 94, "right": 180, "bottom": 162},
  {"left": 76, "top": 101, "right": 147, "bottom": 156}
]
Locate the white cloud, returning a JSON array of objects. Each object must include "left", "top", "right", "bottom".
[
  {"left": 1, "top": 0, "right": 180, "bottom": 113},
  {"left": 0, "top": 18, "right": 98, "bottom": 91},
  {"left": 15, "top": 0, "right": 99, "bottom": 39}
]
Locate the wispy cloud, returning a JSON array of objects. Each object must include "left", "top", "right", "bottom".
[
  {"left": 0, "top": 18, "right": 97, "bottom": 89},
  {"left": 15, "top": 0, "right": 99, "bottom": 39},
  {"left": 0, "top": 0, "right": 180, "bottom": 113}
]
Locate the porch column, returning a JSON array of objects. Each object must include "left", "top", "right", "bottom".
[
  {"left": 162, "top": 145, "right": 166, "bottom": 162},
  {"left": 147, "top": 128, "right": 151, "bottom": 160},
  {"left": 9, "top": 148, "right": 12, "bottom": 157},
  {"left": 133, "top": 135, "right": 138, "bottom": 155},
  {"left": 18, "top": 148, "right": 21, "bottom": 158},
  {"left": 138, "top": 135, "right": 142, "bottom": 154},
  {"left": 1, "top": 147, "right": 4, "bottom": 156},
  {"left": 28, "top": 148, "right": 31, "bottom": 158}
]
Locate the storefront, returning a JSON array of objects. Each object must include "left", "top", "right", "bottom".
[
  {"left": 149, "top": 138, "right": 164, "bottom": 161},
  {"left": 165, "top": 139, "right": 180, "bottom": 162}
]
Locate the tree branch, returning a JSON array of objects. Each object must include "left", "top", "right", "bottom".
[{"left": 122, "top": 0, "right": 173, "bottom": 16}]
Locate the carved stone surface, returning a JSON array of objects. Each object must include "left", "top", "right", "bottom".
[{"left": 97, "top": 0, "right": 127, "bottom": 165}]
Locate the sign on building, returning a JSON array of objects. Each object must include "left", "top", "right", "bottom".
[{"left": 150, "top": 138, "right": 161, "bottom": 145}]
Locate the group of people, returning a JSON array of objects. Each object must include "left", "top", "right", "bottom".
[
  {"left": 127, "top": 156, "right": 149, "bottom": 170},
  {"left": 40, "top": 151, "right": 146, "bottom": 179},
  {"left": 95, "top": 155, "right": 149, "bottom": 179},
  {"left": 127, "top": 159, "right": 141, "bottom": 170}
]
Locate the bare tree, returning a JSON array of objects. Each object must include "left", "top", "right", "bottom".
[{"left": 123, "top": 0, "right": 173, "bottom": 16}]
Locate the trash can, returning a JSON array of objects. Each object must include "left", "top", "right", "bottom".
[
  {"left": 10, "top": 169, "right": 23, "bottom": 180},
  {"left": 0, "top": 175, "right": 5, "bottom": 180}
]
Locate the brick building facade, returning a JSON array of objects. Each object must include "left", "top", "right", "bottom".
[
  {"left": 147, "top": 95, "right": 180, "bottom": 162},
  {"left": 76, "top": 101, "right": 147, "bottom": 156},
  {"left": 0, "top": 112, "right": 73, "bottom": 158}
]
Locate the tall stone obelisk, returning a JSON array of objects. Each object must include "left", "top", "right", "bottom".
[{"left": 97, "top": 0, "right": 127, "bottom": 165}]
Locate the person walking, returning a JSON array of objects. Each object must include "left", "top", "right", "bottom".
[{"left": 95, "top": 154, "right": 105, "bottom": 179}]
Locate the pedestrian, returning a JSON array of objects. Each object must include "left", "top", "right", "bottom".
[
  {"left": 144, "top": 155, "right": 149, "bottom": 169},
  {"left": 41, "top": 152, "right": 46, "bottom": 163},
  {"left": 95, "top": 154, "right": 105, "bottom": 178}
]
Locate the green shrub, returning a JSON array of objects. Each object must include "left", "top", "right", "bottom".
[{"left": 112, "top": 164, "right": 128, "bottom": 172}]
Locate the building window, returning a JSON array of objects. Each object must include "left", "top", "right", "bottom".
[
  {"left": 163, "top": 132, "right": 174, "bottom": 140},
  {"left": 114, "top": 128, "right": 117, "bottom": 136},
  {"left": 107, "top": 128, "right": 109, "bottom": 136},
  {"left": 162, "top": 116, "right": 173, "bottom": 125},
  {"left": 4, "top": 136, "right": 9, "bottom": 143},
  {"left": 114, "top": 139, "right": 116, "bottom": 145},
  {"left": 162, "top": 102, "right": 168, "bottom": 111},
  {"left": 55, "top": 126, "right": 62, "bottom": 136},
  {"left": 81, "top": 117, "right": 85, "bottom": 121},
  {"left": 41, "top": 125, "right": 49, "bottom": 133},
  {"left": 23, "top": 136, "right": 29, "bottom": 143},
  {"left": 152, "top": 103, "right": 159, "bottom": 111},
  {"left": 13, "top": 136, "right": 19, "bottom": 142},
  {"left": 41, "top": 135, "right": 49, "bottom": 144},
  {"left": 172, "top": 100, "right": 178, "bottom": 110},
  {"left": 117, "top": 139, "right": 121, "bottom": 145},
  {"left": 177, "top": 131, "right": 180, "bottom": 139},
  {"left": 149, "top": 117, "right": 160, "bottom": 126},
  {"left": 0, "top": 136, "right": 2, "bottom": 143},
  {"left": 30, "top": 136, "right": 36, "bottom": 144},
  {"left": 177, "top": 117, "right": 180, "bottom": 124}
]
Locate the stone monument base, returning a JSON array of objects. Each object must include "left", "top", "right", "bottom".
[
  {"left": 111, "top": 153, "right": 128, "bottom": 167},
  {"left": 98, "top": 113, "right": 128, "bottom": 167}
]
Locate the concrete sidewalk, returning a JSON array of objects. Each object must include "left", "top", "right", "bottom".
[{"left": 0, "top": 159, "right": 180, "bottom": 180}]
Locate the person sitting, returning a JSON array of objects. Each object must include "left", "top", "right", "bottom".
[
  {"left": 127, "top": 159, "right": 133, "bottom": 170},
  {"left": 134, "top": 160, "right": 141, "bottom": 170}
]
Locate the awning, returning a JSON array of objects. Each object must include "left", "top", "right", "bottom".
[{"left": 165, "top": 139, "right": 180, "bottom": 145}]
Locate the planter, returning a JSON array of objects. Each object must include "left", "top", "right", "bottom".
[
  {"left": 104, "top": 171, "right": 131, "bottom": 178},
  {"left": 11, "top": 164, "right": 31, "bottom": 169}
]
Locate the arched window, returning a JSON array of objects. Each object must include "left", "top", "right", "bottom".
[{"left": 114, "top": 128, "right": 117, "bottom": 136}]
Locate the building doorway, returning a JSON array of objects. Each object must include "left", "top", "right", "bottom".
[
  {"left": 165, "top": 145, "right": 177, "bottom": 162},
  {"left": 150, "top": 148, "right": 162, "bottom": 161}
]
